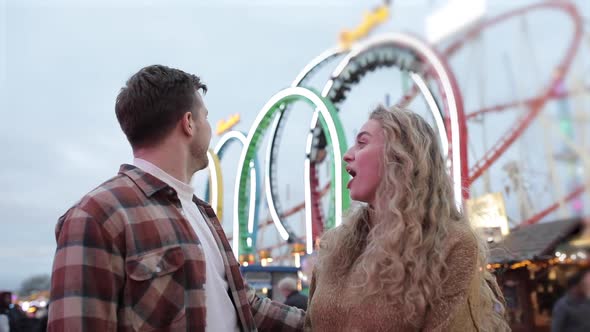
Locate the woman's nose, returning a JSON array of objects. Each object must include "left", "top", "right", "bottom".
[{"left": 343, "top": 148, "right": 353, "bottom": 163}]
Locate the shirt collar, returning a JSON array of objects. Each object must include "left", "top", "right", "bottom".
[
  {"left": 132, "top": 158, "right": 195, "bottom": 201},
  {"left": 118, "top": 164, "right": 170, "bottom": 197},
  {"left": 119, "top": 163, "right": 212, "bottom": 209}
]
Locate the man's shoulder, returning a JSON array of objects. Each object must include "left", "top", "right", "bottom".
[
  {"left": 553, "top": 294, "right": 571, "bottom": 311},
  {"left": 82, "top": 171, "right": 140, "bottom": 205},
  {"left": 61, "top": 172, "right": 142, "bottom": 223}
]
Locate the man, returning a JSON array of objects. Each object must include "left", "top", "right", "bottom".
[
  {"left": 278, "top": 278, "right": 308, "bottom": 311},
  {"left": 551, "top": 268, "right": 590, "bottom": 332},
  {"left": 48, "top": 65, "right": 305, "bottom": 331}
]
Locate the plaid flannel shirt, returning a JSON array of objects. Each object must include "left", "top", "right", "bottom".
[{"left": 48, "top": 164, "right": 305, "bottom": 331}]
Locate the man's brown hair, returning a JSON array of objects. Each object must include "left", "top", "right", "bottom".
[{"left": 115, "top": 65, "right": 207, "bottom": 149}]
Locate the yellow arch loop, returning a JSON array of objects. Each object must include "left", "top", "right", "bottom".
[{"left": 206, "top": 149, "right": 223, "bottom": 221}]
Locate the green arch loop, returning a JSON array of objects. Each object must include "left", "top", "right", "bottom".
[{"left": 235, "top": 87, "right": 350, "bottom": 257}]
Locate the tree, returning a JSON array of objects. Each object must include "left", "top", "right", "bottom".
[{"left": 19, "top": 274, "right": 50, "bottom": 297}]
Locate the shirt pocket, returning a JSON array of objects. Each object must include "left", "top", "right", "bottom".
[{"left": 125, "top": 245, "right": 186, "bottom": 331}]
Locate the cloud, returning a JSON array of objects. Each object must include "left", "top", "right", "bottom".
[{"left": 0, "top": 246, "right": 55, "bottom": 260}]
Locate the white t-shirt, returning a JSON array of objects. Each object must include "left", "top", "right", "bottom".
[
  {"left": 134, "top": 158, "right": 239, "bottom": 332},
  {"left": 0, "top": 314, "right": 9, "bottom": 332}
]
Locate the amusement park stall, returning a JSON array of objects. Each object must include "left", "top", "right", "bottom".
[{"left": 489, "top": 217, "right": 589, "bottom": 332}]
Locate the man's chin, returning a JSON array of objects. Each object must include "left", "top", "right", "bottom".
[
  {"left": 189, "top": 151, "right": 208, "bottom": 171},
  {"left": 195, "top": 159, "right": 209, "bottom": 172}
]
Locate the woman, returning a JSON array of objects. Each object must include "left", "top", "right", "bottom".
[{"left": 305, "top": 105, "right": 509, "bottom": 331}]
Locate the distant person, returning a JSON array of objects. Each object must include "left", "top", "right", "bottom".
[
  {"left": 551, "top": 268, "right": 590, "bottom": 332},
  {"left": 37, "top": 302, "right": 47, "bottom": 332},
  {"left": 48, "top": 65, "right": 304, "bottom": 331},
  {"left": 0, "top": 292, "right": 23, "bottom": 332},
  {"left": 0, "top": 292, "right": 8, "bottom": 332},
  {"left": 278, "top": 277, "right": 308, "bottom": 310}
]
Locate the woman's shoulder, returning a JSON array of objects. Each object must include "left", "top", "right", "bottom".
[
  {"left": 445, "top": 220, "right": 479, "bottom": 256},
  {"left": 318, "top": 227, "right": 337, "bottom": 248},
  {"left": 319, "top": 223, "right": 349, "bottom": 248},
  {"left": 447, "top": 219, "right": 477, "bottom": 241}
]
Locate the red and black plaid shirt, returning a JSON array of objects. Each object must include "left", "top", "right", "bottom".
[{"left": 48, "top": 164, "right": 304, "bottom": 331}]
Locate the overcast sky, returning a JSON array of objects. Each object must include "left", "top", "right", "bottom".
[{"left": 1, "top": 0, "right": 589, "bottom": 291}]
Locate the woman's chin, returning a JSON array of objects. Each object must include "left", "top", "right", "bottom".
[{"left": 350, "top": 193, "right": 368, "bottom": 204}]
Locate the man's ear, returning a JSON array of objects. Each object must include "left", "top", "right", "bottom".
[{"left": 181, "top": 112, "right": 193, "bottom": 136}]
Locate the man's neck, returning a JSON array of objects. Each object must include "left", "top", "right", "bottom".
[{"left": 134, "top": 146, "right": 192, "bottom": 184}]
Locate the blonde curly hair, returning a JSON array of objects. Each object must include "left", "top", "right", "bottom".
[{"left": 318, "top": 105, "right": 509, "bottom": 331}]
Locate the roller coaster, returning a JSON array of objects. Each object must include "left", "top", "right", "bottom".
[{"left": 203, "top": 0, "right": 590, "bottom": 263}]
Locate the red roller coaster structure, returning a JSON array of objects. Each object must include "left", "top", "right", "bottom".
[{"left": 445, "top": 1, "right": 585, "bottom": 225}]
